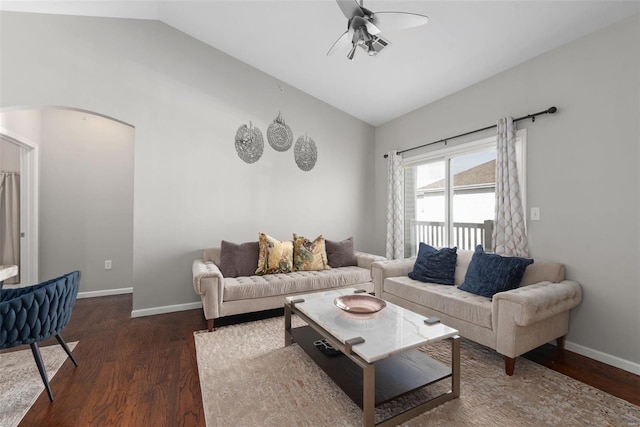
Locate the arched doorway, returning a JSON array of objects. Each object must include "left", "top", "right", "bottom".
[{"left": 1, "top": 107, "right": 134, "bottom": 293}]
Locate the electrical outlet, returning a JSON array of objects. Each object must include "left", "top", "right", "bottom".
[
  {"left": 530, "top": 207, "right": 540, "bottom": 221},
  {"left": 105, "top": 260, "right": 112, "bottom": 270}
]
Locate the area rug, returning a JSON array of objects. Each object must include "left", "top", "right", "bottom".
[
  {"left": 194, "top": 317, "right": 639, "bottom": 426},
  {"left": 0, "top": 342, "right": 78, "bottom": 427}
]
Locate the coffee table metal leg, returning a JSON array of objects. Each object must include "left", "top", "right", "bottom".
[
  {"left": 452, "top": 335, "right": 460, "bottom": 398},
  {"left": 284, "top": 303, "right": 293, "bottom": 347},
  {"left": 363, "top": 363, "right": 375, "bottom": 427}
]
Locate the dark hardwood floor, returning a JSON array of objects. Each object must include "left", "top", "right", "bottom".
[
  {"left": 10, "top": 294, "right": 206, "bottom": 427},
  {"left": 5, "top": 294, "right": 638, "bottom": 426}
]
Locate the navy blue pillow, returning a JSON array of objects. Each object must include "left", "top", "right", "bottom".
[
  {"left": 408, "top": 243, "right": 457, "bottom": 285},
  {"left": 459, "top": 245, "right": 534, "bottom": 298}
]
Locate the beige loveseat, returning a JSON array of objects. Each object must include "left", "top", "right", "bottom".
[
  {"left": 193, "top": 247, "right": 385, "bottom": 331},
  {"left": 371, "top": 250, "right": 582, "bottom": 375}
]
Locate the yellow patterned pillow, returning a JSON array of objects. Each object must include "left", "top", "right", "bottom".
[
  {"left": 293, "top": 234, "right": 331, "bottom": 271},
  {"left": 255, "top": 233, "right": 294, "bottom": 275}
]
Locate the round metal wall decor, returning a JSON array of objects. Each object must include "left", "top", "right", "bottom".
[
  {"left": 234, "top": 122, "right": 264, "bottom": 164},
  {"left": 267, "top": 112, "right": 293, "bottom": 152},
  {"left": 294, "top": 135, "right": 317, "bottom": 172}
]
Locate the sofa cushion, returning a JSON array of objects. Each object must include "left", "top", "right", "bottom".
[
  {"left": 384, "top": 276, "right": 493, "bottom": 329},
  {"left": 408, "top": 243, "right": 457, "bottom": 285},
  {"left": 256, "top": 233, "right": 294, "bottom": 275},
  {"left": 219, "top": 240, "right": 259, "bottom": 278},
  {"left": 325, "top": 237, "right": 358, "bottom": 268},
  {"left": 293, "top": 234, "right": 330, "bottom": 271},
  {"left": 453, "top": 250, "right": 474, "bottom": 286},
  {"left": 459, "top": 245, "right": 534, "bottom": 298},
  {"left": 223, "top": 266, "right": 372, "bottom": 301},
  {"left": 520, "top": 260, "right": 565, "bottom": 286}
]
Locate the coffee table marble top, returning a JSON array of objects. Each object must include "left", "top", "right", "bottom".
[{"left": 286, "top": 288, "right": 458, "bottom": 363}]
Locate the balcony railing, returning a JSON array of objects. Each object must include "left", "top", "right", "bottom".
[{"left": 411, "top": 220, "right": 494, "bottom": 252}]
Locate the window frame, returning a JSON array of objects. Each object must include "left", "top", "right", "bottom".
[{"left": 402, "top": 129, "right": 527, "bottom": 252}]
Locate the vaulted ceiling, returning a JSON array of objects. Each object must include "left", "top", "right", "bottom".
[{"left": 2, "top": 1, "right": 639, "bottom": 125}]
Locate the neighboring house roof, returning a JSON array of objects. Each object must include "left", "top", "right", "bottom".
[{"left": 418, "top": 160, "right": 495, "bottom": 192}]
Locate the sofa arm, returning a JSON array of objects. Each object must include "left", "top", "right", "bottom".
[
  {"left": 493, "top": 280, "right": 582, "bottom": 327},
  {"left": 192, "top": 259, "right": 224, "bottom": 295},
  {"left": 193, "top": 259, "right": 225, "bottom": 321},
  {"left": 355, "top": 251, "right": 387, "bottom": 270},
  {"left": 371, "top": 258, "right": 415, "bottom": 297}
]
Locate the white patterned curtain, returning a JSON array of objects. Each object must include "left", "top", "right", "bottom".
[
  {"left": 0, "top": 172, "right": 20, "bottom": 283},
  {"left": 493, "top": 117, "right": 528, "bottom": 257},
  {"left": 386, "top": 150, "right": 404, "bottom": 259}
]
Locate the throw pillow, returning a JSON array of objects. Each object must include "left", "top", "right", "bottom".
[
  {"left": 293, "top": 234, "right": 330, "bottom": 271},
  {"left": 219, "top": 240, "right": 260, "bottom": 278},
  {"left": 325, "top": 237, "right": 357, "bottom": 268},
  {"left": 408, "top": 243, "right": 457, "bottom": 285},
  {"left": 255, "top": 233, "right": 294, "bottom": 275},
  {"left": 459, "top": 245, "right": 534, "bottom": 298}
]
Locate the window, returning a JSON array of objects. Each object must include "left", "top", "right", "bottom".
[{"left": 403, "top": 131, "right": 526, "bottom": 256}]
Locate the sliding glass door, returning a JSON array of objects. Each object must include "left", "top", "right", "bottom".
[{"left": 404, "top": 145, "right": 496, "bottom": 256}]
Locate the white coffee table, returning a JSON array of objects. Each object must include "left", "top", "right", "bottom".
[
  {"left": 0, "top": 265, "right": 18, "bottom": 286},
  {"left": 284, "top": 288, "right": 460, "bottom": 427}
]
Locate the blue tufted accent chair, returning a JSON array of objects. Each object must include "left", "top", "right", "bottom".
[{"left": 0, "top": 271, "right": 80, "bottom": 401}]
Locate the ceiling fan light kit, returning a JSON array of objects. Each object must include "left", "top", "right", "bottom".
[{"left": 327, "top": 0, "right": 428, "bottom": 60}]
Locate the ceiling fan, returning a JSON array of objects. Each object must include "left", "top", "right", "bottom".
[{"left": 327, "top": 0, "right": 429, "bottom": 60}]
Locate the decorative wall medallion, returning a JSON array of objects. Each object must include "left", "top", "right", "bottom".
[
  {"left": 267, "top": 112, "right": 293, "bottom": 152},
  {"left": 234, "top": 122, "right": 264, "bottom": 164},
  {"left": 294, "top": 135, "right": 318, "bottom": 172}
]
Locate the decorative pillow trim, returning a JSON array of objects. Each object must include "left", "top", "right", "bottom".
[
  {"left": 293, "top": 234, "right": 330, "bottom": 272},
  {"left": 255, "top": 233, "right": 294, "bottom": 275}
]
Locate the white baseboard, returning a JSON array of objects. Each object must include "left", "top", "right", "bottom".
[
  {"left": 565, "top": 340, "right": 640, "bottom": 375},
  {"left": 131, "top": 301, "right": 202, "bottom": 318},
  {"left": 78, "top": 291, "right": 640, "bottom": 375},
  {"left": 77, "top": 287, "right": 133, "bottom": 299}
]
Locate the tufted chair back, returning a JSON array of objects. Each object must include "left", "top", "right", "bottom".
[
  {"left": 0, "top": 271, "right": 80, "bottom": 402},
  {"left": 0, "top": 271, "right": 80, "bottom": 349}
]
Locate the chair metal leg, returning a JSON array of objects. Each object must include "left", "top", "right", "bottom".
[
  {"left": 55, "top": 334, "right": 78, "bottom": 367},
  {"left": 30, "top": 342, "right": 54, "bottom": 402}
]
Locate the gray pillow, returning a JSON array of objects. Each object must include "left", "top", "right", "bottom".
[
  {"left": 219, "top": 240, "right": 260, "bottom": 278},
  {"left": 325, "top": 237, "right": 357, "bottom": 268}
]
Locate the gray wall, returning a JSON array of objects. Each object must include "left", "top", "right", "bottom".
[
  {"left": 40, "top": 109, "right": 134, "bottom": 293},
  {"left": 0, "top": 12, "right": 376, "bottom": 312},
  {"left": 375, "top": 15, "right": 640, "bottom": 370}
]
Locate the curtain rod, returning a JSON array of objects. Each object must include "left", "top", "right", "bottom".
[{"left": 383, "top": 106, "right": 557, "bottom": 158}]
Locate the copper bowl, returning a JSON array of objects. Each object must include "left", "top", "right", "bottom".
[{"left": 334, "top": 294, "right": 386, "bottom": 314}]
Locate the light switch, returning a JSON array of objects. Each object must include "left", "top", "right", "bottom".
[
  {"left": 105, "top": 260, "right": 112, "bottom": 270},
  {"left": 530, "top": 207, "right": 540, "bottom": 221}
]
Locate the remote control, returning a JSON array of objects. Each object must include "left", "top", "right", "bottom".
[{"left": 424, "top": 317, "right": 440, "bottom": 325}]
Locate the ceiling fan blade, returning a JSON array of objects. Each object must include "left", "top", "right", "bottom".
[
  {"left": 336, "top": 0, "right": 364, "bottom": 19},
  {"left": 326, "top": 30, "right": 352, "bottom": 56},
  {"left": 372, "top": 12, "right": 429, "bottom": 32},
  {"left": 351, "top": 15, "right": 381, "bottom": 35}
]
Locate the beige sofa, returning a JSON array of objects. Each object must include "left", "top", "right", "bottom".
[
  {"left": 371, "top": 250, "right": 582, "bottom": 375},
  {"left": 193, "top": 247, "right": 385, "bottom": 331}
]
